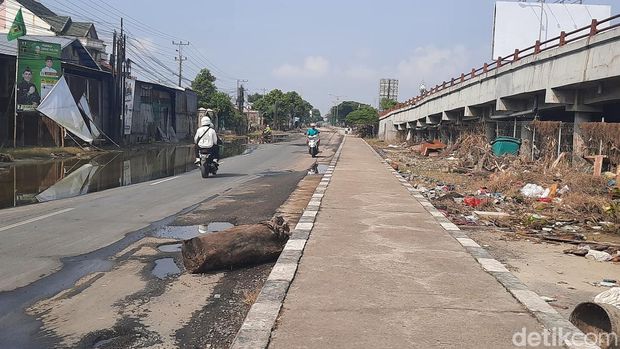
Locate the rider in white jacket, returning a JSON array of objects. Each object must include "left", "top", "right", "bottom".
[{"left": 194, "top": 116, "right": 219, "bottom": 164}]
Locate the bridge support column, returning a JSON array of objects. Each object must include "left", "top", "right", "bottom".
[
  {"left": 485, "top": 121, "right": 496, "bottom": 142},
  {"left": 520, "top": 123, "right": 533, "bottom": 160},
  {"left": 573, "top": 112, "right": 596, "bottom": 160}
]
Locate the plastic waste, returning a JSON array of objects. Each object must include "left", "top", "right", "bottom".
[
  {"left": 585, "top": 250, "right": 613, "bottom": 262},
  {"left": 521, "top": 184, "right": 546, "bottom": 198},
  {"left": 557, "top": 185, "right": 570, "bottom": 195}
]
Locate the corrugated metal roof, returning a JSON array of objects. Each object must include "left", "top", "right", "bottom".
[
  {"left": 63, "top": 22, "right": 93, "bottom": 37},
  {"left": 15, "top": 0, "right": 56, "bottom": 17},
  {"left": 136, "top": 79, "right": 187, "bottom": 92},
  {"left": 41, "top": 16, "right": 71, "bottom": 33}
]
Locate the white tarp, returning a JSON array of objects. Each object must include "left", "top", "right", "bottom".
[
  {"left": 37, "top": 76, "right": 94, "bottom": 143},
  {"left": 78, "top": 94, "right": 101, "bottom": 139},
  {"left": 35, "top": 164, "right": 99, "bottom": 202}
]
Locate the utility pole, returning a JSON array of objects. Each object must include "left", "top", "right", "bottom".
[
  {"left": 538, "top": 0, "right": 545, "bottom": 42},
  {"left": 236, "top": 79, "right": 248, "bottom": 112},
  {"left": 329, "top": 94, "right": 345, "bottom": 126},
  {"left": 111, "top": 30, "right": 117, "bottom": 141},
  {"left": 274, "top": 100, "right": 278, "bottom": 130},
  {"left": 173, "top": 41, "right": 189, "bottom": 87},
  {"left": 115, "top": 18, "right": 127, "bottom": 143}
]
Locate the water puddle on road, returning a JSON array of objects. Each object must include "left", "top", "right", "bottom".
[
  {"left": 308, "top": 163, "right": 329, "bottom": 175},
  {"left": 205, "top": 222, "right": 234, "bottom": 232},
  {"left": 153, "top": 222, "right": 235, "bottom": 240},
  {"left": 0, "top": 139, "right": 249, "bottom": 210},
  {"left": 151, "top": 258, "right": 181, "bottom": 279},
  {"left": 157, "top": 243, "right": 182, "bottom": 253}
]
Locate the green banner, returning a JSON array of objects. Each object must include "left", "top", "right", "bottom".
[
  {"left": 16, "top": 39, "right": 62, "bottom": 112},
  {"left": 7, "top": 8, "right": 26, "bottom": 41}
]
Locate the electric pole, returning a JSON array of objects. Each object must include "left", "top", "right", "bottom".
[
  {"left": 236, "top": 79, "right": 248, "bottom": 112},
  {"left": 173, "top": 41, "right": 189, "bottom": 87},
  {"left": 329, "top": 94, "right": 345, "bottom": 126}
]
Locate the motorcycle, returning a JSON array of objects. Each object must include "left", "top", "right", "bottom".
[
  {"left": 262, "top": 131, "right": 273, "bottom": 144},
  {"left": 307, "top": 135, "right": 319, "bottom": 158},
  {"left": 198, "top": 148, "right": 219, "bottom": 178}
]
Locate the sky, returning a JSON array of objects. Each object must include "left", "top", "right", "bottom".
[{"left": 42, "top": 0, "right": 619, "bottom": 114}]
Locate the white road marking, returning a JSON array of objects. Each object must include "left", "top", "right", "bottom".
[
  {"left": 0, "top": 208, "right": 75, "bottom": 232},
  {"left": 150, "top": 176, "right": 179, "bottom": 186}
]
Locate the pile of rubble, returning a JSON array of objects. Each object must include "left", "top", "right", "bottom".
[{"left": 374, "top": 139, "right": 620, "bottom": 265}]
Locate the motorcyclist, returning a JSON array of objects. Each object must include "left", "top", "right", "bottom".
[
  {"left": 306, "top": 123, "right": 320, "bottom": 150},
  {"left": 194, "top": 116, "right": 219, "bottom": 164},
  {"left": 262, "top": 124, "right": 272, "bottom": 143},
  {"left": 306, "top": 123, "right": 320, "bottom": 137}
]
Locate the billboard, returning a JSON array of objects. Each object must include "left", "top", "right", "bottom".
[
  {"left": 492, "top": 2, "right": 611, "bottom": 60},
  {"left": 16, "top": 39, "right": 62, "bottom": 112}
]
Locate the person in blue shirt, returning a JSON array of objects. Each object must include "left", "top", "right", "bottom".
[{"left": 306, "top": 123, "right": 320, "bottom": 137}]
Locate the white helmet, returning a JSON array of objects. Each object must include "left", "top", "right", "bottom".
[{"left": 200, "top": 116, "right": 213, "bottom": 127}]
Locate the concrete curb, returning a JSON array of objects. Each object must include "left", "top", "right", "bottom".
[
  {"left": 230, "top": 135, "right": 347, "bottom": 349},
  {"left": 365, "top": 141, "right": 599, "bottom": 349}
]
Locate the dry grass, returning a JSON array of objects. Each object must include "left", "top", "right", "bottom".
[
  {"left": 2, "top": 146, "right": 87, "bottom": 159},
  {"left": 580, "top": 122, "right": 620, "bottom": 164},
  {"left": 560, "top": 192, "right": 609, "bottom": 218},
  {"left": 242, "top": 288, "right": 261, "bottom": 306}
]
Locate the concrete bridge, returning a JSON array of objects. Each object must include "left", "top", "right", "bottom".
[{"left": 379, "top": 16, "right": 620, "bottom": 157}]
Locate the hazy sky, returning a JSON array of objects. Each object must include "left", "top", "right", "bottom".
[{"left": 43, "top": 0, "right": 618, "bottom": 114}]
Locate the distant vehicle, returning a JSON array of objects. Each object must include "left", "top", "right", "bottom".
[
  {"left": 198, "top": 150, "right": 218, "bottom": 178},
  {"left": 307, "top": 134, "right": 319, "bottom": 158}
]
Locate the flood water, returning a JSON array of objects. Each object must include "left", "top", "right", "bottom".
[
  {"left": 153, "top": 222, "right": 235, "bottom": 240},
  {"left": 151, "top": 258, "right": 181, "bottom": 279},
  {"left": 0, "top": 139, "right": 248, "bottom": 210}
]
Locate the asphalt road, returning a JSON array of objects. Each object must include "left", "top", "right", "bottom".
[{"left": 0, "top": 132, "right": 339, "bottom": 294}]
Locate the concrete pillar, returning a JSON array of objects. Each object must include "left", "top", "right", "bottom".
[
  {"left": 485, "top": 122, "right": 496, "bottom": 142},
  {"left": 520, "top": 123, "right": 533, "bottom": 160},
  {"left": 573, "top": 112, "right": 595, "bottom": 159}
]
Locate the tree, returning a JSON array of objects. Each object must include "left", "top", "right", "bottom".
[
  {"left": 329, "top": 101, "right": 369, "bottom": 125},
  {"left": 345, "top": 106, "right": 379, "bottom": 137},
  {"left": 208, "top": 91, "right": 235, "bottom": 118},
  {"left": 252, "top": 89, "right": 313, "bottom": 130},
  {"left": 311, "top": 108, "right": 322, "bottom": 122},
  {"left": 191, "top": 69, "right": 217, "bottom": 108},
  {"left": 380, "top": 98, "right": 398, "bottom": 111},
  {"left": 247, "top": 93, "right": 263, "bottom": 103}
]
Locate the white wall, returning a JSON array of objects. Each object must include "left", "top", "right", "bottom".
[
  {"left": 0, "top": 0, "right": 54, "bottom": 36},
  {"left": 492, "top": 1, "right": 611, "bottom": 59}
]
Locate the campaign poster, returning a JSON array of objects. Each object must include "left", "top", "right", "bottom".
[
  {"left": 124, "top": 78, "right": 136, "bottom": 135},
  {"left": 16, "top": 39, "right": 62, "bottom": 112}
]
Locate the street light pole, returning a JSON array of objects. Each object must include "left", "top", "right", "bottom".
[
  {"left": 329, "top": 93, "right": 345, "bottom": 126},
  {"left": 538, "top": 0, "right": 545, "bottom": 42}
]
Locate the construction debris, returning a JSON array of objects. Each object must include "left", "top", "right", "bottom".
[{"left": 371, "top": 131, "right": 620, "bottom": 265}]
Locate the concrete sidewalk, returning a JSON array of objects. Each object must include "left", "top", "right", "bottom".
[{"left": 268, "top": 137, "right": 557, "bottom": 349}]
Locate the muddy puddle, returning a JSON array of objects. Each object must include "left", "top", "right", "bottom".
[
  {"left": 153, "top": 222, "right": 235, "bottom": 240},
  {"left": 0, "top": 139, "right": 248, "bottom": 210},
  {"left": 151, "top": 258, "right": 181, "bottom": 279},
  {"left": 158, "top": 243, "right": 182, "bottom": 253},
  {"left": 308, "top": 163, "right": 329, "bottom": 175}
]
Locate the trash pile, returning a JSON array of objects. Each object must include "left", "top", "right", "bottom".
[{"left": 374, "top": 136, "right": 620, "bottom": 265}]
